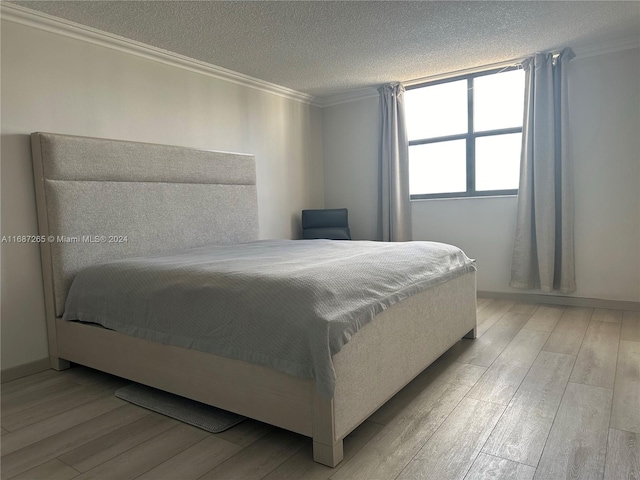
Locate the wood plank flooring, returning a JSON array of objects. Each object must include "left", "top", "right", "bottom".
[{"left": 1, "top": 299, "right": 638, "bottom": 480}]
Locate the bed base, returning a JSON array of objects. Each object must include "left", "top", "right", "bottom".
[
  {"left": 31, "top": 132, "right": 476, "bottom": 467},
  {"left": 52, "top": 272, "right": 476, "bottom": 467}
]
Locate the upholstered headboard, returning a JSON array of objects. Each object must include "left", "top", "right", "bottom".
[{"left": 31, "top": 133, "right": 259, "bottom": 318}]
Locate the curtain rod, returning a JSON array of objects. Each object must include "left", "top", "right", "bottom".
[{"left": 403, "top": 49, "right": 569, "bottom": 88}]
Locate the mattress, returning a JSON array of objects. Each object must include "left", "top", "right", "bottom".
[{"left": 62, "top": 239, "right": 476, "bottom": 396}]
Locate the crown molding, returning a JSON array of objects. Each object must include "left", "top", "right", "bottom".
[
  {"left": 0, "top": 2, "right": 318, "bottom": 106},
  {"left": 3, "top": 2, "right": 637, "bottom": 109},
  {"left": 572, "top": 35, "right": 640, "bottom": 59},
  {"left": 314, "top": 88, "right": 378, "bottom": 108}
]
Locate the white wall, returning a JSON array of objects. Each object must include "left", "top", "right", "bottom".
[
  {"left": 322, "top": 47, "right": 640, "bottom": 302},
  {"left": 1, "top": 20, "right": 324, "bottom": 370},
  {"left": 322, "top": 97, "right": 380, "bottom": 240},
  {"left": 570, "top": 48, "right": 639, "bottom": 302}
]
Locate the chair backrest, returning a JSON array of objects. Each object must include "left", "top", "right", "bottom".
[{"left": 301, "top": 208, "right": 351, "bottom": 240}]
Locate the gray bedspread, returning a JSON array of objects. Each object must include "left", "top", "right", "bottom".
[{"left": 63, "top": 240, "right": 476, "bottom": 397}]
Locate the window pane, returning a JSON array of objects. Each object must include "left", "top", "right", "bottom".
[
  {"left": 473, "top": 69, "right": 525, "bottom": 132},
  {"left": 409, "top": 140, "right": 466, "bottom": 195},
  {"left": 405, "top": 80, "right": 468, "bottom": 140},
  {"left": 475, "top": 133, "right": 522, "bottom": 191}
]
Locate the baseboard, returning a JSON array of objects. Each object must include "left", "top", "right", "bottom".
[
  {"left": 477, "top": 291, "right": 640, "bottom": 312},
  {"left": 1, "top": 357, "right": 51, "bottom": 383}
]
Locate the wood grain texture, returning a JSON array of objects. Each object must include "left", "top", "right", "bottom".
[
  {"left": 58, "top": 413, "right": 178, "bottom": 472},
  {"left": 332, "top": 363, "right": 486, "bottom": 480},
  {"left": 534, "top": 382, "right": 612, "bottom": 480},
  {"left": 508, "top": 303, "right": 540, "bottom": 315},
  {"left": 616, "top": 340, "right": 640, "bottom": 381},
  {"left": 1, "top": 376, "right": 83, "bottom": 417},
  {"left": 476, "top": 297, "right": 491, "bottom": 312},
  {"left": 611, "top": 340, "right": 640, "bottom": 433},
  {"left": 621, "top": 311, "right": 640, "bottom": 342},
  {"left": 464, "top": 453, "right": 536, "bottom": 480},
  {"left": 441, "top": 312, "right": 532, "bottom": 367},
  {"left": 262, "top": 421, "right": 381, "bottom": 480},
  {"left": 135, "top": 434, "right": 242, "bottom": 480},
  {"left": 603, "top": 428, "right": 639, "bottom": 480},
  {"left": 0, "top": 302, "right": 639, "bottom": 480},
  {"left": 476, "top": 300, "right": 516, "bottom": 337},
  {"left": 1, "top": 396, "right": 127, "bottom": 456},
  {"left": 10, "top": 459, "right": 79, "bottom": 480},
  {"left": 611, "top": 381, "right": 640, "bottom": 434},
  {"left": 466, "top": 328, "right": 550, "bottom": 405},
  {"left": 482, "top": 351, "right": 575, "bottom": 466},
  {"left": 396, "top": 398, "right": 505, "bottom": 480},
  {"left": 523, "top": 305, "right": 565, "bottom": 332},
  {"left": 72, "top": 423, "right": 209, "bottom": 480},
  {"left": 592, "top": 308, "right": 623, "bottom": 324},
  {"left": 570, "top": 320, "right": 621, "bottom": 389},
  {"left": 2, "top": 379, "right": 125, "bottom": 432},
  {"left": 0, "top": 369, "right": 62, "bottom": 396},
  {"left": 0, "top": 404, "right": 149, "bottom": 479},
  {"left": 367, "top": 356, "right": 485, "bottom": 426},
  {"left": 212, "top": 419, "right": 273, "bottom": 448},
  {"left": 543, "top": 307, "right": 592, "bottom": 355},
  {"left": 199, "top": 429, "right": 305, "bottom": 480}
]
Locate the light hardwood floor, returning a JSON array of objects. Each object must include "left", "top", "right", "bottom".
[{"left": 2, "top": 300, "right": 639, "bottom": 480}]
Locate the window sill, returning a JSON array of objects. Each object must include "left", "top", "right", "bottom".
[{"left": 411, "top": 194, "right": 518, "bottom": 202}]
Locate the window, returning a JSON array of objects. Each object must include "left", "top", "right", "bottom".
[{"left": 405, "top": 67, "right": 525, "bottom": 199}]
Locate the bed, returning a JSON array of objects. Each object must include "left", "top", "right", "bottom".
[{"left": 31, "top": 132, "right": 477, "bottom": 467}]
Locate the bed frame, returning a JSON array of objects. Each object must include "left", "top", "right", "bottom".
[{"left": 31, "top": 132, "right": 477, "bottom": 467}]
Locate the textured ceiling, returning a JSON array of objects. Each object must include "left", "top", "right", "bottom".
[{"left": 8, "top": 1, "right": 640, "bottom": 98}]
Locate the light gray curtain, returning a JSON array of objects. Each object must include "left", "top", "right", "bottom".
[
  {"left": 510, "top": 48, "right": 576, "bottom": 293},
  {"left": 378, "top": 83, "right": 412, "bottom": 242}
]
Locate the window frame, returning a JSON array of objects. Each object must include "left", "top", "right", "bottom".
[{"left": 407, "top": 66, "right": 523, "bottom": 200}]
